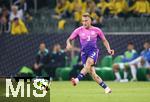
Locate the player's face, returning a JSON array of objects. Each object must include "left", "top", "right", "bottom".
[
  {"left": 144, "top": 42, "right": 149, "bottom": 49},
  {"left": 14, "top": 20, "right": 19, "bottom": 25},
  {"left": 56, "top": 44, "right": 61, "bottom": 51},
  {"left": 127, "top": 44, "right": 134, "bottom": 51},
  {"left": 39, "top": 43, "right": 46, "bottom": 52},
  {"left": 12, "top": 7, "right": 17, "bottom": 14},
  {"left": 82, "top": 17, "right": 91, "bottom": 28}
]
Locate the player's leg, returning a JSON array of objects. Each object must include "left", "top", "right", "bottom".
[
  {"left": 69, "top": 64, "right": 83, "bottom": 79},
  {"left": 146, "top": 68, "right": 150, "bottom": 81},
  {"left": 128, "top": 57, "right": 142, "bottom": 81},
  {"left": 71, "top": 67, "right": 89, "bottom": 85},
  {"left": 118, "top": 64, "right": 129, "bottom": 82},
  {"left": 87, "top": 57, "right": 111, "bottom": 93},
  {"left": 71, "top": 52, "right": 99, "bottom": 86},
  {"left": 130, "top": 64, "right": 138, "bottom": 81},
  {"left": 132, "top": 59, "right": 149, "bottom": 81},
  {"left": 113, "top": 64, "right": 121, "bottom": 81},
  {"left": 71, "top": 52, "right": 89, "bottom": 86},
  {"left": 118, "top": 63, "right": 129, "bottom": 81},
  {"left": 140, "top": 59, "right": 150, "bottom": 81},
  {"left": 71, "top": 56, "right": 96, "bottom": 85},
  {"left": 123, "top": 65, "right": 129, "bottom": 80}
]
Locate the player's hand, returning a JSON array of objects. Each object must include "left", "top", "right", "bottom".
[
  {"left": 66, "top": 43, "right": 73, "bottom": 50},
  {"left": 140, "top": 57, "right": 145, "bottom": 66},
  {"left": 34, "top": 63, "right": 39, "bottom": 69},
  {"left": 108, "top": 49, "right": 114, "bottom": 55}
]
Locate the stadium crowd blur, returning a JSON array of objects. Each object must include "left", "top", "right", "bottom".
[
  {"left": 0, "top": 0, "right": 31, "bottom": 35},
  {"left": 33, "top": 42, "right": 67, "bottom": 79},
  {"left": 53, "top": 0, "right": 150, "bottom": 30},
  {"left": 1, "top": 0, "right": 150, "bottom": 33}
]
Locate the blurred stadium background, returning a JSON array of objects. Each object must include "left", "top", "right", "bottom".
[{"left": 0, "top": 0, "right": 150, "bottom": 102}]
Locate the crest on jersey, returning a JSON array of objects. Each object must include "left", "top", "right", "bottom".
[
  {"left": 81, "top": 33, "right": 85, "bottom": 36},
  {"left": 91, "top": 31, "right": 95, "bottom": 35}
]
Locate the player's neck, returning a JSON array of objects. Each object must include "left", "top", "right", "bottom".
[{"left": 84, "top": 25, "right": 92, "bottom": 29}]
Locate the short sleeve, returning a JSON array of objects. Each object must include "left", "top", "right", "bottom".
[
  {"left": 69, "top": 28, "right": 79, "bottom": 40},
  {"left": 97, "top": 28, "right": 105, "bottom": 40}
]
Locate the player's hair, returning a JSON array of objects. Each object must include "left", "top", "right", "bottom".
[
  {"left": 82, "top": 12, "right": 91, "bottom": 19},
  {"left": 128, "top": 42, "right": 134, "bottom": 45},
  {"left": 40, "top": 41, "right": 46, "bottom": 45},
  {"left": 144, "top": 41, "right": 150, "bottom": 44},
  {"left": 11, "top": 5, "right": 18, "bottom": 10}
]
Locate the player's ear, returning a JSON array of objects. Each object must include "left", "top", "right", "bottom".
[{"left": 90, "top": 17, "right": 93, "bottom": 22}]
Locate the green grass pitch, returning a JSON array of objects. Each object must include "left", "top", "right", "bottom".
[
  {"left": 51, "top": 81, "right": 150, "bottom": 102},
  {"left": 0, "top": 80, "right": 150, "bottom": 102}
]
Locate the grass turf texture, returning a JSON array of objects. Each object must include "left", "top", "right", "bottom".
[
  {"left": 0, "top": 80, "right": 150, "bottom": 102},
  {"left": 51, "top": 81, "right": 150, "bottom": 102}
]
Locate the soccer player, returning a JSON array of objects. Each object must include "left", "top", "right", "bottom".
[
  {"left": 128, "top": 41, "right": 150, "bottom": 81},
  {"left": 113, "top": 42, "right": 138, "bottom": 82},
  {"left": 66, "top": 13, "right": 114, "bottom": 93}
]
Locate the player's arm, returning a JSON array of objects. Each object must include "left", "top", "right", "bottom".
[
  {"left": 66, "top": 38, "right": 73, "bottom": 50},
  {"left": 66, "top": 28, "right": 79, "bottom": 50},
  {"left": 102, "top": 38, "right": 114, "bottom": 55},
  {"left": 97, "top": 28, "right": 114, "bottom": 55}
]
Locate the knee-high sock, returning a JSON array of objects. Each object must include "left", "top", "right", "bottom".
[
  {"left": 99, "top": 81, "right": 108, "bottom": 89},
  {"left": 130, "top": 65, "right": 137, "bottom": 79},
  {"left": 124, "top": 71, "right": 128, "bottom": 79},
  {"left": 115, "top": 72, "right": 121, "bottom": 80},
  {"left": 75, "top": 73, "right": 84, "bottom": 83}
]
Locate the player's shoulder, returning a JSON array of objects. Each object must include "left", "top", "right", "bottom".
[
  {"left": 92, "top": 26, "right": 102, "bottom": 31},
  {"left": 74, "top": 26, "right": 83, "bottom": 31},
  {"left": 91, "top": 26, "right": 103, "bottom": 34}
]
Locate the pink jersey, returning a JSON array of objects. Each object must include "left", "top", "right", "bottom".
[{"left": 69, "top": 26, "right": 105, "bottom": 50}]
